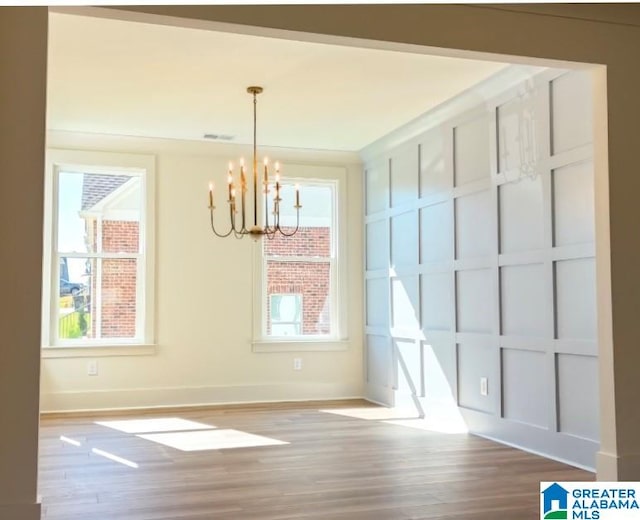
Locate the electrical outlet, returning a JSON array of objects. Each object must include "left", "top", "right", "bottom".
[
  {"left": 480, "top": 377, "right": 488, "bottom": 396},
  {"left": 87, "top": 360, "right": 98, "bottom": 376},
  {"left": 293, "top": 358, "right": 303, "bottom": 371}
]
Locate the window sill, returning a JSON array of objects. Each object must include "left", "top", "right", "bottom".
[
  {"left": 42, "top": 344, "right": 157, "bottom": 358},
  {"left": 252, "top": 339, "right": 350, "bottom": 353}
]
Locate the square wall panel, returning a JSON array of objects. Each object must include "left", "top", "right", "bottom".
[
  {"left": 457, "top": 342, "right": 495, "bottom": 413},
  {"left": 500, "top": 264, "right": 547, "bottom": 337},
  {"left": 366, "top": 335, "right": 391, "bottom": 387},
  {"left": 391, "top": 211, "right": 418, "bottom": 268},
  {"left": 454, "top": 114, "right": 491, "bottom": 187},
  {"left": 456, "top": 268, "right": 494, "bottom": 334},
  {"left": 455, "top": 190, "right": 493, "bottom": 260},
  {"left": 557, "top": 353, "right": 599, "bottom": 441},
  {"left": 366, "top": 277, "right": 388, "bottom": 327},
  {"left": 365, "top": 159, "right": 389, "bottom": 215},
  {"left": 551, "top": 71, "right": 593, "bottom": 155},
  {"left": 391, "top": 276, "right": 419, "bottom": 331},
  {"left": 502, "top": 348, "right": 548, "bottom": 428},
  {"left": 553, "top": 161, "right": 595, "bottom": 247},
  {"left": 419, "top": 127, "right": 449, "bottom": 197},
  {"left": 366, "top": 220, "right": 388, "bottom": 271},
  {"left": 396, "top": 339, "right": 422, "bottom": 395},
  {"left": 421, "top": 272, "right": 452, "bottom": 331},
  {"left": 499, "top": 177, "right": 544, "bottom": 254},
  {"left": 390, "top": 143, "right": 419, "bottom": 208},
  {"left": 420, "top": 201, "right": 452, "bottom": 264},
  {"left": 555, "top": 258, "right": 597, "bottom": 341},
  {"left": 423, "top": 339, "right": 456, "bottom": 402}
]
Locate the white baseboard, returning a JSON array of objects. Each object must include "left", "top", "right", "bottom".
[
  {"left": 40, "top": 382, "right": 363, "bottom": 413},
  {"left": 475, "top": 431, "right": 596, "bottom": 473}
]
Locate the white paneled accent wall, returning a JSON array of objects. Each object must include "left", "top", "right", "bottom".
[{"left": 362, "top": 67, "right": 597, "bottom": 469}]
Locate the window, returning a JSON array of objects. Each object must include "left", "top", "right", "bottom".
[
  {"left": 43, "top": 150, "right": 154, "bottom": 348},
  {"left": 254, "top": 171, "right": 346, "bottom": 346}
]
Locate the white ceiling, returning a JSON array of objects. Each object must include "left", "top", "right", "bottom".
[{"left": 47, "top": 12, "right": 509, "bottom": 152}]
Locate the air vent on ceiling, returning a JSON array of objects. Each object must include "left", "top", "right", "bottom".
[{"left": 203, "top": 133, "right": 235, "bottom": 141}]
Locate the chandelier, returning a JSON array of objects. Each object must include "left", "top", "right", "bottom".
[{"left": 208, "top": 86, "right": 301, "bottom": 239}]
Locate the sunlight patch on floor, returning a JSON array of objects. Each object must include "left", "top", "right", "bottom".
[
  {"left": 95, "top": 417, "right": 214, "bottom": 434},
  {"left": 91, "top": 447, "right": 139, "bottom": 468},
  {"left": 60, "top": 435, "right": 82, "bottom": 446},
  {"left": 137, "top": 429, "right": 289, "bottom": 452},
  {"left": 384, "top": 416, "right": 468, "bottom": 434},
  {"left": 319, "top": 407, "right": 422, "bottom": 421},
  {"left": 320, "top": 402, "right": 468, "bottom": 434}
]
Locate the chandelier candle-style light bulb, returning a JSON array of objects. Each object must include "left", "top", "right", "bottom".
[
  {"left": 263, "top": 157, "right": 269, "bottom": 188},
  {"left": 208, "top": 86, "right": 301, "bottom": 240}
]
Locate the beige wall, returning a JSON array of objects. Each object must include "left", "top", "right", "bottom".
[{"left": 41, "top": 132, "right": 364, "bottom": 411}]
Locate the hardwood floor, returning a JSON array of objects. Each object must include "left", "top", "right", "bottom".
[{"left": 39, "top": 400, "right": 592, "bottom": 519}]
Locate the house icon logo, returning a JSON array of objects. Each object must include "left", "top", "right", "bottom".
[{"left": 541, "top": 483, "right": 569, "bottom": 519}]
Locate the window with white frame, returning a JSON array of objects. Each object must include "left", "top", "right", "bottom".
[
  {"left": 258, "top": 179, "right": 341, "bottom": 341},
  {"left": 43, "top": 151, "right": 154, "bottom": 347}
]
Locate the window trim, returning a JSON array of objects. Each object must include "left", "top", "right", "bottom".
[
  {"left": 251, "top": 164, "right": 348, "bottom": 351},
  {"left": 42, "top": 149, "right": 156, "bottom": 351}
]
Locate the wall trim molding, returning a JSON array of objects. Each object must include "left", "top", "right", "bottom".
[
  {"left": 40, "top": 382, "right": 363, "bottom": 413},
  {"left": 47, "top": 130, "right": 362, "bottom": 166},
  {"left": 462, "top": 407, "right": 598, "bottom": 471}
]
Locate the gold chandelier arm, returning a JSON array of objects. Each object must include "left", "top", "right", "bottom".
[
  {"left": 273, "top": 196, "right": 280, "bottom": 229},
  {"left": 276, "top": 207, "right": 301, "bottom": 237},
  {"left": 240, "top": 181, "right": 247, "bottom": 231},
  {"left": 230, "top": 200, "right": 250, "bottom": 237},
  {"left": 264, "top": 182, "right": 273, "bottom": 232},
  {"left": 209, "top": 207, "right": 235, "bottom": 238}
]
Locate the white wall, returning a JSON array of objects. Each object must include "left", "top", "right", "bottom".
[
  {"left": 41, "top": 132, "right": 364, "bottom": 411},
  {"left": 362, "top": 65, "right": 598, "bottom": 469}
]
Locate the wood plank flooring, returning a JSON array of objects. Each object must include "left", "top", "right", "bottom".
[{"left": 39, "top": 400, "right": 592, "bottom": 519}]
